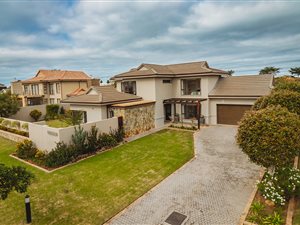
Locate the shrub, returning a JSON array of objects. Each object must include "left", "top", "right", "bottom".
[
  {"left": 35, "top": 149, "right": 46, "bottom": 161},
  {"left": 274, "top": 76, "right": 300, "bottom": 93},
  {"left": 11, "top": 121, "right": 20, "bottom": 129},
  {"left": 248, "top": 201, "right": 265, "bottom": 224},
  {"left": 29, "top": 109, "right": 42, "bottom": 121},
  {"left": 253, "top": 90, "right": 300, "bottom": 115},
  {"left": 261, "top": 212, "right": 284, "bottom": 225},
  {"left": 2, "top": 120, "right": 11, "bottom": 127},
  {"left": 62, "top": 110, "right": 83, "bottom": 126},
  {"left": 22, "top": 123, "right": 29, "bottom": 131},
  {"left": 0, "top": 125, "right": 29, "bottom": 137},
  {"left": 86, "top": 126, "right": 99, "bottom": 153},
  {"left": 45, "top": 142, "right": 76, "bottom": 167},
  {"left": 16, "top": 140, "right": 37, "bottom": 159},
  {"left": 110, "top": 128, "right": 125, "bottom": 143},
  {"left": 237, "top": 106, "right": 300, "bottom": 169},
  {"left": 98, "top": 133, "right": 118, "bottom": 149},
  {"left": 71, "top": 126, "right": 87, "bottom": 154},
  {"left": 46, "top": 104, "right": 60, "bottom": 120}
]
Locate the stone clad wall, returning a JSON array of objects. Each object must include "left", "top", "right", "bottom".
[{"left": 113, "top": 103, "right": 155, "bottom": 137}]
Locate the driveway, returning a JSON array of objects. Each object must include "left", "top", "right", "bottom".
[{"left": 108, "top": 126, "right": 260, "bottom": 225}]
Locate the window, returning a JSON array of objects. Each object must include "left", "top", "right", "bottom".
[
  {"left": 163, "top": 80, "right": 171, "bottom": 84},
  {"left": 50, "top": 98, "right": 55, "bottom": 104},
  {"left": 182, "top": 104, "right": 198, "bottom": 119},
  {"left": 49, "top": 84, "right": 54, "bottom": 95},
  {"left": 31, "top": 84, "right": 39, "bottom": 95},
  {"left": 121, "top": 81, "right": 136, "bottom": 95},
  {"left": 57, "top": 98, "right": 61, "bottom": 104},
  {"left": 43, "top": 84, "right": 48, "bottom": 94},
  {"left": 56, "top": 83, "right": 61, "bottom": 94},
  {"left": 181, "top": 79, "right": 201, "bottom": 95},
  {"left": 24, "top": 85, "right": 29, "bottom": 95}
]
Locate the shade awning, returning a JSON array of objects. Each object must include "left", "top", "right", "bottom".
[{"left": 163, "top": 98, "right": 207, "bottom": 104}]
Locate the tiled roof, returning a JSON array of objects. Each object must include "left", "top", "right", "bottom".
[
  {"left": 209, "top": 74, "right": 274, "bottom": 97},
  {"left": 22, "top": 70, "right": 92, "bottom": 83},
  {"left": 112, "top": 61, "right": 228, "bottom": 79},
  {"left": 62, "top": 85, "right": 142, "bottom": 105},
  {"left": 67, "top": 88, "right": 86, "bottom": 97}
]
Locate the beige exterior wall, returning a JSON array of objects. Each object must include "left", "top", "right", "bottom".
[
  {"left": 61, "top": 81, "right": 88, "bottom": 100},
  {"left": 69, "top": 104, "right": 107, "bottom": 122},
  {"left": 208, "top": 98, "right": 257, "bottom": 125},
  {"left": 29, "top": 117, "right": 118, "bottom": 152}
]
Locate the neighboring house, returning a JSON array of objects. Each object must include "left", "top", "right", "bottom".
[
  {"left": 11, "top": 70, "right": 100, "bottom": 106},
  {"left": 111, "top": 61, "right": 273, "bottom": 126}
]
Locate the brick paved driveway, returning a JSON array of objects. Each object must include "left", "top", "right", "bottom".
[{"left": 107, "top": 126, "right": 260, "bottom": 225}]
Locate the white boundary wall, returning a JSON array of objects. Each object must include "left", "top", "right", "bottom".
[{"left": 29, "top": 117, "right": 118, "bottom": 152}]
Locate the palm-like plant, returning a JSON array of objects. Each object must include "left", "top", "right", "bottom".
[
  {"left": 259, "top": 67, "right": 280, "bottom": 75},
  {"left": 289, "top": 67, "right": 300, "bottom": 77}
]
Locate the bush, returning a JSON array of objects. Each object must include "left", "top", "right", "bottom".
[
  {"left": 98, "top": 133, "right": 118, "bottom": 149},
  {"left": 29, "top": 109, "right": 42, "bottom": 121},
  {"left": 274, "top": 76, "right": 300, "bottom": 93},
  {"left": 16, "top": 140, "right": 37, "bottom": 159},
  {"left": 45, "top": 142, "right": 76, "bottom": 167},
  {"left": 46, "top": 104, "right": 60, "bottom": 120},
  {"left": 253, "top": 90, "right": 300, "bottom": 115},
  {"left": 237, "top": 106, "right": 300, "bottom": 169},
  {"left": 86, "top": 126, "right": 99, "bottom": 153},
  {"left": 110, "top": 128, "right": 125, "bottom": 143},
  {"left": 11, "top": 121, "right": 20, "bottom": 129},
  {"left": 71, "top": 126, "right": 87, "bottom": 154},
  {"left": 0, "top": 125, "right": 29, "bottom": 137},
  {"left": 22, "top": 123, "right": 29, "bottom": 131},
  {"left": 2, "top": 120, "right": 11, "bottom": 127}
]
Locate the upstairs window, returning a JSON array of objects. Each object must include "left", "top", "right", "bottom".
[
  {"left": 163, "top": 80, "right": 171, "bottom": 84},
  {"left": 43, "top": 84, "right": 48, "bottom": 94},
  {"left": 56, "top": 83, "right": 61, "bottom": 94},
  {"left": 121, "top": 81, "right": 136, "bottom": 95},
  {"left": 31, "top": 84, "right": 39, "bottom": 95},
  {"left": 181, "top": 79, "right": 201, "bottom": 95},
  {"left": 24, "top": 85, "right": 29, "bottom": 95},
  {"left": 49, "top": 84, "right": 54, "bottom": 95}
]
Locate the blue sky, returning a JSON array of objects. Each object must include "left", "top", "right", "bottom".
[{"left": 0, "top": 0, "right": 300, "bottom": 86}]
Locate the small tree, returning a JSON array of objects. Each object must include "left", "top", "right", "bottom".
[
  {"left": 252, "top": 90, "right": 300, "bottom": 115},
  {"left": 63, "top": 110, "right": 83, "bottom": 126},
  {"left": 29, "top": 109, "right": 42, "bottom": 122},
  {"left": 0, "top": 164, "right": 34, "bottom": 200},
  {"left": 227, "top": 70, "right": 235, "bottom": 75},
  {"left": 259, "top": 67, "right": 280, "bottom": 75},
  {"left": 289, "top": 67, "right": 300, "bottom": 77},
  {"left": 237, "top": 106, "right": 300, "bottom": 170},
  {"left": 0, "top": 92, "right": 20, "bottom": 117},
  {"left": 71, "top": 126, "right": 87, "bottom": 154}
]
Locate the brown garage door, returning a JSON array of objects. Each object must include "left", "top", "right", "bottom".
[{"left": 217, "top": 104, "right": 252, "bottom": 125}]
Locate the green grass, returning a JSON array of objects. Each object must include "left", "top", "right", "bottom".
[
  {"left": 46, "top": 119, "right": 71, "bottom": 128},
  {"left": 0, "top": 129, "right": 194, "bottom": 225}
]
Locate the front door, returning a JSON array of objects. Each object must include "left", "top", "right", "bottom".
[{"left": 164, "top": 104, "right": 172, "bottom": 121}]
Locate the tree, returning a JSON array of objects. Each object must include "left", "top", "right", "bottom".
[
  {"left": 0, "top": 164, "right": 34, "bottom": 200},
  {"left": 252, "top": 90, "right": 300, "bottom": 115},
  {"left": 0, "top": 92, "right": 20, "bottom": 117},
  {"left": 259, "top": 67, "right": 280, "bottom": 75},
  {"left": 227, "top": 70, "right": 235, "bottom": 75},
  {"left": 29, "top": 109, "right": 42, "bottom": 121},
  {"left": 63, "top": 110, "right": 83, "bottom": 126},
  {"left": 289, "top": 67, "right": 300, "bottom": 77},
  {"left": 237, "top": 106, "right": 300, "bottom": 170}
]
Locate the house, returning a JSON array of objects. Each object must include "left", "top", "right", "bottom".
[
  {"left": 111, "top": 61, "right": 273, "bottom": 126},
  {"left": 11, "top": 70, "right": 100, "bottom": 106}
]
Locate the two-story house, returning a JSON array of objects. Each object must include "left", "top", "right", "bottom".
[
  {"left": 112, "top": 61, "right": 273, "bottom": 126},
  {"left": 12, "top": 70, "right": 100, "bottom": 106}
]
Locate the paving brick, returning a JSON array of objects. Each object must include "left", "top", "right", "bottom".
[{"left": 108, "top": 126, "right": 260, "bottom": 225}]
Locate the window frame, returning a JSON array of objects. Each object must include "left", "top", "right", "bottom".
[
  {"left": 121, "top": 81, "right": 137, "bottom": 95},
  {"left": 181, "top": 78, "right": 201, "bottom": 95}
]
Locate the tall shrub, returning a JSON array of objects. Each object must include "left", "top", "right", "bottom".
[
  {"left": 252, "top": 90, "right": 300, "bottom": 115},
  {"left": 86, "top": 126, "right": 99, "bottom": 153},
  {"left": 237, "top": 106, "right": 300, "bottom": 169},
  {"left": 45, "top": 142, "right": 75, "bottom": 167},
  {"left": 71, "top": 126, "right": 87, "bottom": 154},
  {"left": 16, "top": 140, "right": 37, "bottom": 159},
  {"left": 46, "top": 104, "right": 60, "bottom": 120}
]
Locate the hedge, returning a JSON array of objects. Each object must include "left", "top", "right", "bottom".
[
  {"left": 237, "top": 106, "right": 300, "bottom": 169},
  {"left": 0, "top": 125, "right": 29, "bottom": 137}
]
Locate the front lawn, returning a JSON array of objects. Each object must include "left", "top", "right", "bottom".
[
  {"left": 46, "top": 119, "right": 71, "bottom": 128},
  {"left": 0, "top": 129, "right": 194, "bottom": 225}
]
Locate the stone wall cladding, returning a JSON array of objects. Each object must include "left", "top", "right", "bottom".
[
  {"left": 113, "top": 103, "right": 155, "bottom": 137},
  {"left": 0, "top": 129, "right": 29, "bottom": 143}
]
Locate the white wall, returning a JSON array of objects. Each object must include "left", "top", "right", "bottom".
[
  {"left": 69, "top": 105, "right": 107, "bottom": 122},
  {"left": 29, "top": 117, "right": 118, "bottom": 152},
  {"left": 209, "top": 98, "right": 257, "bottom": 125}
]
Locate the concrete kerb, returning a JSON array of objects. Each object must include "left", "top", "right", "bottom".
[{"left": 104, "top": 129, "right": 199, "bottom": 225}]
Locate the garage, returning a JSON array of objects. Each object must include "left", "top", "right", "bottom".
[{"left": 217, "top": 104, "right": 252, "bottom": 125}]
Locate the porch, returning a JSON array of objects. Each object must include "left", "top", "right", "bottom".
[{"left": 163, "top": 98, "right": 207, "bottom": 129}]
